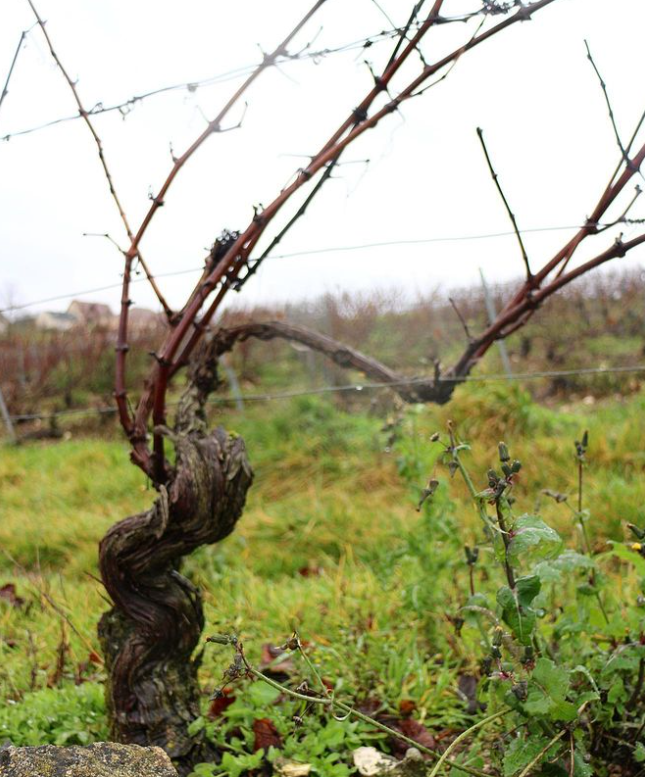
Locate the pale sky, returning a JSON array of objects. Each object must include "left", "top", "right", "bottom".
[{"left": 1, "top": 0, "right": 644, "bottom": 318}]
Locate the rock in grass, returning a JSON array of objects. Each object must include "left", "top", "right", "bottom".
[
  {"left": 353, "top": 746, "right": 427, "bottom": 776},
  {"left": 0, "top": 742, "right": 178, "bottom": 777}
]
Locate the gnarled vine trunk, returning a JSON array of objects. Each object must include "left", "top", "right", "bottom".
[{"left": 98, "top": 342, "right": 253, "bottom": 774}]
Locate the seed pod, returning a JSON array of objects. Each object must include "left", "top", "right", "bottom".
[
  {"left": 498, "top": 442, "right": 510, "bottom": 463},
  {"left": 206, "top": 634, "right": 237, "bottom": 646},
  {"left": 511, "top": 681, "right": 528, "bottom": 701},
  {"left": 481, "top": 656, "right": 493, "bottom": 676}
]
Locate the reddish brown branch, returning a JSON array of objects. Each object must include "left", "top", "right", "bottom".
[
  {"left": 117, "top": 1, "right": 329, "bottom": 465},
  {"left": 131, "top": 0, "right": 559, "bottom": 480},
  {"left": 26, "top": 0, "right": 175, "bottom": 436},
  {"left": 476, "top": 126, "right": 532, "bottom": 281},
  {"left": 448, "top": 230, "right": 645, "bottom": 379}
]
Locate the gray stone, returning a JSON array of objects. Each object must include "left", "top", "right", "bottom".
[
  {"left": 352, "top": 747, "right": 429, "bottom": 777},
  {"left": 0, "top": 742, "right": 179, "bottom": 777}
]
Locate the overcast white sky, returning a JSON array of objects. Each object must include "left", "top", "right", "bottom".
[{"left": 1, "top": 0, "right": 644, "bottom": 318}]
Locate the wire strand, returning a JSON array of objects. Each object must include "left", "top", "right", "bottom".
[
  {"left": 7, "top": 363, "right": 645, "bottom": 423},
  {"left": 0, "top": 223, "right": 606, "bottom": 314}
]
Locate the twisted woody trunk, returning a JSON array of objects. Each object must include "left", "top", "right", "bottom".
[{"left": 98, "top": 342, "right": 253, "bottom": 772}]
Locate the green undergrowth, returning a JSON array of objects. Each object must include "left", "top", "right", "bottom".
[{"left": 1, "top": 384, "right": 645, "bottom": 774}]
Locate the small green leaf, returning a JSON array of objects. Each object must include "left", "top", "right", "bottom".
[
  {"left": 248, "top": 682, "right": 282, "bottom": 707},
  {"left": 607, "top": 677, "right": 625, "bottom": 705},
  {"left": 572, "top": 749, "right": 594, "bottom": 777},
  {"left": 187, "top": 716, "right": 206, "bottom": 736},
  {"left": 635, "top": 742, "right": 645, "bottom": 763}
]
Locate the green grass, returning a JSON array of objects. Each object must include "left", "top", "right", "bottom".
[{"left": 1, "top": 385, "right": 645, "bottom": 773}]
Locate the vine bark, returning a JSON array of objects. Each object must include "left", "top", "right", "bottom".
[{"left": 98, "top": 343, "right": 253, "bottom": 774}]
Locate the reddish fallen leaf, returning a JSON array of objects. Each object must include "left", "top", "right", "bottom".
[
  {"left": 0, "top": 583, "right": 25, "bottom": 608},
  {"left": 398, "top": 699, "right": 417, "bottom": 717},
  {"left": 321, "top": 677, "right": 334, "bottom": 693},
  {"left": 253, "top": 717, "right": 282, "bottom": 752},
  {"left": 208, "top": 687, "right": 236, "bottom": 719},
  {"left": 260, "top": 643, "right": 294, "bottom": 677},
  {"left": 298, "top": 565, "right": 322, "bottom": 578},
  {"left": 388, "top": 718, "right": 436, "bottom": 759},
  {"left": 88, "top": 651, "right": 102, "bottom": 665},
  {"left": 357, "top": 698, "right": 384, "bottom": 717}
]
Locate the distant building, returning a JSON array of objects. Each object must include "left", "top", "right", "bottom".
[
  {"left": 34, "top": 300, "right": 161, "bottom": 334},
  {"left": 35, "top": 311, "right": 76, "bottom": 331},
  {"left": 67, "top": 300, "right": 112, "bottom": 328},
  {"left": 128, "top": 307, "right": 164, "bottom": 332}
]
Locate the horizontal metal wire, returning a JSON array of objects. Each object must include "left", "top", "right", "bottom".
[{"left": 7, "top": 363, "right": 645, "bottom": 423}]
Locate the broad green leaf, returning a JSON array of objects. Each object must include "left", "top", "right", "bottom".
[
  {"left": 516, "top": 574, "right": 541, "bottom": 607},
  {"left": 503, "top": 735, "right": 550, "bottom": 776},
  {"left": 525, "top": 658, "right": 576, "bottom": 722},
  {"left": 535, "top": 550, "right": 594, "bottom": 583},
  {"left": 497, "top": 576, "right": 541, "bottom": 645},
  {"left": 507, "top": 515, "right": 563, "bottom": 566}
]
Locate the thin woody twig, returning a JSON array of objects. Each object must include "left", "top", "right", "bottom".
[
  {"left": 82, "top": 232, "right": 126, "bottom": 255},
  {"left": 25, "top": 0, "right": 174, "bottom": 323},
  {"left": 584, "top": 39, "right": 640, "bottom": 179},
  {"left": 0, "top": 23, "right": 36, "bottom": 117},
  {"left": 449, "top": 229, "right": 645, "bottom": 381},
  {"left": 384, "top": 0, "right": 427, "bottom": 69},
  {"left": 596, "top": 185, "right": 642, "bottom": 233},
  {"left": 449, "top": 297, "right": 473, "bottom": 342},
  {"left": 1, "top": 26, "right": 407, "bottom": 143},
  {"left": 477, "top": 126, "right": 532, "bottom": 281},
  {"left": 411, "top": 15, "right": 486, "bottom": 99}
]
